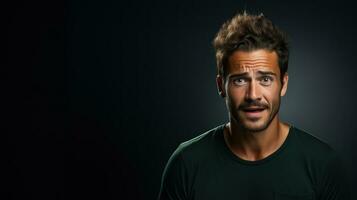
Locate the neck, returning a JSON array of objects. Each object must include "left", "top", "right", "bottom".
[{"left": 224, "top": 116, "right": 290, "bottom": 161}]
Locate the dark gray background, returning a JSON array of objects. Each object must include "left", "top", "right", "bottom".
[{"left": 6, "top": 0, "right": 357, "bottom": 199}]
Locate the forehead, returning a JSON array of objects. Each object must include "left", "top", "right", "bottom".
[{"left": 227, "top": 49, "right": 280, "bottom": 74}]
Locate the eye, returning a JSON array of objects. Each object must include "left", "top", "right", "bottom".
[
  {"left": 260, "top": 76, "right": 273, "bottom": 86},
  {"left": 232, "top": 78, "right": 247, "bottom": 86}
]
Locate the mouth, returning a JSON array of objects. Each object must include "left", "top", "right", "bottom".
[
  {"left": 240, "top": 107, "right": 266, "bottom": 118},
  {"left": 241, "top": 107, "right": 266, "bottom": 112}
]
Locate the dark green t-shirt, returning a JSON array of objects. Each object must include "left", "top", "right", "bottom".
[{"left": 158, "top": 124, "right": 349, "bottom": 200}]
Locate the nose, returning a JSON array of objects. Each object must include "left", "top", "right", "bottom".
[{"left": 245, "top": 80, "right": 261, "bottom": 102}]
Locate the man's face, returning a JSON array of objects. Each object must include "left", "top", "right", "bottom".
[{"left": 217, "top": 49, "right": 288, "bottom": 132}]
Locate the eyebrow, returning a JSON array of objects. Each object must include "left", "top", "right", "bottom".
[
  {"left": 256, "top": 71, "right": 277, "bottom": 76},
  {"left": 229, "top": 71, "right": 277, "bottom": 79}
]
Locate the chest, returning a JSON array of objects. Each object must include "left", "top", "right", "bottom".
[{"left": 189, "top": 161, "right": 316, "bottom": 200}]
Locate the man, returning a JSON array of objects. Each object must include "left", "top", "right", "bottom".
[{"left": 158, "top": 12, "right": 349, "bottom": 200}]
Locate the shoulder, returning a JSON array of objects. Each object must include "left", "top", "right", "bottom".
[
  {"left": 161, "top": 124, "right": 224, "bottom": 183},
  {"left": 158, "top": 126, "right": 224, "bottom": 200},
  {"left": 172, "top": 124, "right": 224, "bottom": 162},
  {"left": 291, "top": 127, "right": 351, "bottom": 198},
  {"left": 293, "top": 127, "right": 340, "bottom": 168},
  {"left": 291, "top": 126, "right": 336, "bottom": 159}
]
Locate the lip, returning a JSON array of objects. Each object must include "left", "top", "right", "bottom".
[
  {"left": 241, "top": 107, "right": 266, "bottom": 118},
  {"left": 242, "top": 107, "right": 265, "bottom": 111}
]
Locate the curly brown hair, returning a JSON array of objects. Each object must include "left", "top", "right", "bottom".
[{"left": 213, "top": 11, "right": 289, "bottom": 82}]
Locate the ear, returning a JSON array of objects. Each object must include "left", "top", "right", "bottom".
[
  {"left": 280, "top": 73, "right": 289, "bottom": 97},
  {"left": 216, "top": 75, "right": 226, "bottom": 98}
]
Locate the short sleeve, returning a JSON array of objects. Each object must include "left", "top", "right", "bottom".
[
  {"left": 157, "top": 146, "right": 190, "bottom": 200},
  {"left": 317, "top": 153, "right": 350, "bottom": 200}
]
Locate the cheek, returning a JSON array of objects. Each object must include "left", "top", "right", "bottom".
[
  {"left": 227, "top": 87, "right": 245, "bottom": 105},
  {"left": 261, "top": 87, "right": 281, "bottom": 104}
]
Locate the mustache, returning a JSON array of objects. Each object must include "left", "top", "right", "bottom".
[{"left": 238, "top": 101, "right": 269, "bottom": 110}]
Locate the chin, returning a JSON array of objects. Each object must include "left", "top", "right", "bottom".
[
  {"left": 239, "top": 118, "right": 270, "bottom": 132},
  {"left": 244, "top": 125, "right": 268, "bottom": 132}
]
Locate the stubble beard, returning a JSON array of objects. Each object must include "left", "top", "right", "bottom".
[{"left": 230, "top": 99, "right": 281, "bottom": 133}]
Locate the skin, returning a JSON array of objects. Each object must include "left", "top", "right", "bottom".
[{"left": 216, "top": 49, "right": 290, "bottom": 161}]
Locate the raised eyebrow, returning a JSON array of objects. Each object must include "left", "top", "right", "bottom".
[
  {"left": 228, "top": 72, "right": 250, "bottom": 79},
  {"left": 256, "top": 71, "right": 277, "bottom": 76},
  {"left": 228, "top": 71, "right": 276, "bottom": 79}
]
